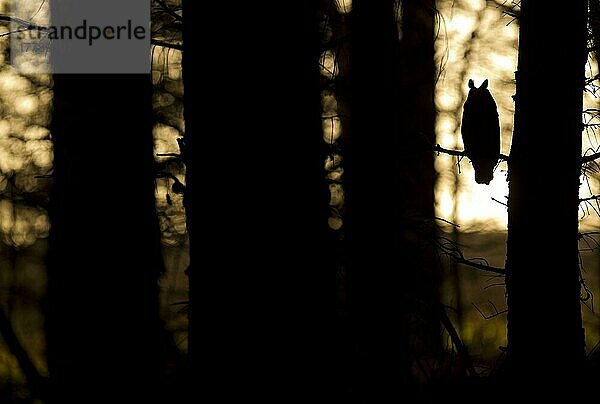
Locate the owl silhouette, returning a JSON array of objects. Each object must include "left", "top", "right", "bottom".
[{"left": 461, "top": 79, "right": 500, "bottom": 185}]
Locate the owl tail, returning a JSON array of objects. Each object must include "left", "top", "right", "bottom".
[{"left": 472, "top": 158, "right": 497, "bottom": 185}]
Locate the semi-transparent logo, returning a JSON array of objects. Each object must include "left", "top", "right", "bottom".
[{"left": 10, "top": 0, "right": 150, "bottom": 74}]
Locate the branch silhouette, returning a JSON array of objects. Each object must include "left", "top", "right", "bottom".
[
  {"left": 439, "top": 305, "right": 479, "bottom": 378},
  {"left": 433, "top": 144, "right": 510, "bottom": 162},
  {"left": 435, "top": 236, "right": 506, "bottom": 275},
  {"left": 580, "top": 194, "right": 600, "bottom": 203},
  {"left": 582, "top": 151, "right": 600, "bottom": 164}
]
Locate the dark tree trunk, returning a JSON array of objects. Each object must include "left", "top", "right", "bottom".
[
  {"left": 46, "top": 74, "right": 164, "bottom": 403},
  {"left": 398, "top": 0, "right": 442, "bottom": 368},
  {"left": 191, "top": 1, "right": 331, "bottom": 400},
  {"left": 180, "top": 0, "right": 195, "bottom": 394},
  {"left": 345, "top": 0, "right": 410, "bottom": 400},
  {"left": 505, "top": 0, "right": 587, "bottom": 389},
  {"left": 590, "top": 0, "right": 600, "bottom": 66}
]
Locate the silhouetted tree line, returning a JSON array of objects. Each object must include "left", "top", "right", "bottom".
[{"left": 1, "top": 0, "right": 600, "bottom": 403}]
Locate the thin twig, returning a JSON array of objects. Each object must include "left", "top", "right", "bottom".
[
  {"left": 472, "top": 302, "right": 508, "bottom": 320},
  {"left": 435, "top": 216, "right": 460, "bottom": 227},
  {"left": 433, "top": 144, "right": 509, "bottom": 161},
  {"left": 436, "top": 237, "right": 506, "bottom": 275},
  {"left": 0, "top": 15, "right": 47, "bottom": 31},
  {"left": 580, "top": 194, "right": 600, "bottom": 203},
  {"left": 455, "top": 257, "right": 506, "bottom": 275},
  {"left": 491, "top": 197, "right": 508, "bottom": 207},
  {"left": 154, "top": 0, "right": 183, "bottom": 22},
  {"left": 439, "top": 306, "right": 479, "bottom": 378},
  {"left": 152, "top": 39, "right": 183, "bottom": 51},
  {"left": 582, "top": 151, "right": 600, "bottom": 164}
]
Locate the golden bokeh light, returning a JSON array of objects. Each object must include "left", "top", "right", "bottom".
[
  {"left": 335, "top": 0, "right": 352, "bottom": 14},
  {"left": 435, "top": 0, "right": 516, "bottom": 231}
]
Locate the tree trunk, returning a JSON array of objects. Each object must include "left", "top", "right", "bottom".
[
  {"left": 398, "top": 0, "right": 442, "bottom": 372},
  {"left": 180, "top": 0, "right": 195, "bottom": 395},
  {"left": 345, "top": 0, "right": 410, "bottom": 399},
  {"left": 46, "top": 73, "right": 164, "bottom": 403},
  {"left": 505, "top": 0, "right": 587, "bottom": 389},
  {"left": 191, "top": 1, "right": 331, "bottom": 400},
  {"left": 589, "top": 0, "right": 600, "bottom": 66}
]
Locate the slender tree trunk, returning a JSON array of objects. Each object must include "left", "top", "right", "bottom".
[
  {"left": 590, "top": 0, "right": 600, "bottom": 346},
  {"left": 192, "top": 2, "right": 330, "bottom": 400},
  {"left": 345, "top": 1, "right": 410, "bottom": 400},
  {"left": 180, "top": 0, "right": 195, "bottom": 396},
  {"left": 505, "top": 0, "right": 587, "bottom": 390},
  {"left": 589, "top": 0, "right": 600, "bottom": 66},
  {"left": 398, "top": 0, "right": 442, "bottom": 369},
  {"left": 46, "top": 73, "right": 164, "bottom": 403}
]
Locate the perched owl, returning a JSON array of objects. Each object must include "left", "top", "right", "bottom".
[{"left": 461, "top": 79, "right": 500, "bottom": 185}]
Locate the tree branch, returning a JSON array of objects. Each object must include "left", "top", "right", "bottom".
[
  {"left": 472, "top": 301, "right": 508, "bottom": 320},
  {"left": 0, "top": 15, "right": 46, "bottom": 31},
  {"left": 432, "top": 144, "right": 510, "bottom": 162},
  {"left": 487, "top": 0, "right": 521, "bottom": 19},
  {"left": 582, "top": 151, "right": 600, "bottom": 164},
  {"left": 0, "top": 15, "right": 47, "bottom": 38},
  {"left": 439, "top": 306, "right": 479, "bottom": 378},
  {"left": 154, "top": 0, "right": 183, "bottom": 22},
  {"left": 436, "top": 237, "right": 506, "bottom": 275},
  {"left": 580, "top": 194, "right": 600, "bottom": 203},
  {"left": 433, "top": 144, "right": 600, "bottom": 165},
  {"left": 454, "top": 256, "right": 506, "bottom": 275},
  {"left": 151, "top": 39, "right": 183, "bottom": 51}
]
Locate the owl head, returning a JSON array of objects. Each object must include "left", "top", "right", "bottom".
[{"left": 468, "top": 78, "right": 488, "bottom": 90}]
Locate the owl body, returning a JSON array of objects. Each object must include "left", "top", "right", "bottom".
[{"left": 461, "top": 79, "right": 500, "bottom": 185}]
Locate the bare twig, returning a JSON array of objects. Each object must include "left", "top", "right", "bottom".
[
  {"left": 455, "top": 258, "right": 505, "bottom": 274},
  {"left": 436, "top": 237, "right": 506, "bottom": 275},
  {"left": 0, "top": 15, "right": 47, "bottom": 31},
  {"left": 580, "top": 194, "right": 600, "bottom": 203},
  {"left": 433, "top": 144, "right": 599, "bottom": 165},
  {"left": 439, "top": 306, "right": 479, "bottom": 378},
  {"left": 491, "top": 197, "right": 508, "bottom": 207},
  {"left": 433, "top": 144, "right": 467, "bottom": 157},
  {"left": 435, "top": 216, "right": 460, "bottom": 227},
  {"left": 152, "top": 39, "right": 183, "bottom": 51},
  {"left": 472, "top": 302, "right": 508, "bottom": 320},
  {"left": 433, "top": 144, "right": 509, "bottom": 161},
  {"left": 582, "top": 151, "right": 600, "bottom": 164},
  {"left": 483, "top": 282, "right": 505, "bottom": 290},
  {"left": 154, "top": 0, "right": 183, "bottom": 22}
]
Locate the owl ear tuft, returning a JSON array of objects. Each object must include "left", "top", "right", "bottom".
[
  {"left": 468, "top": 79, "right": 475, "bottom": 89},
  {"left": 480, "top": 79, "right": 489, "bottom": 89}
]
